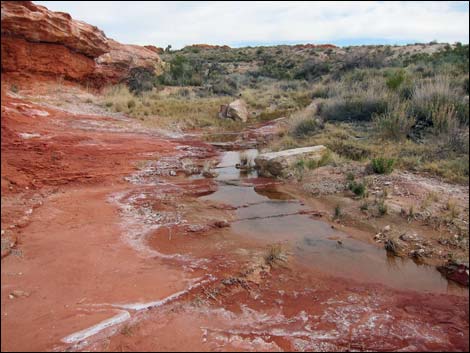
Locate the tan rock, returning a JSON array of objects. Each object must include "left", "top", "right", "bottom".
[
  {"left": 255, "top": 145, "right": 329, "bottom": 177},
  {"left": 94, "top": 40, "right": 163, "bottom": 84},
  {"left": 219, "top": 99, "right": 248, "bottom": 122}
]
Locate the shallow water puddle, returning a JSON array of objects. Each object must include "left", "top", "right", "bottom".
[{"left": 202, "top": 150, "right": 466, "bottom": 295}]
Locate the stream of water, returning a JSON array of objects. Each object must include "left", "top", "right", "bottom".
[{"left": 201, "top": 149, "right": 466, "bottom": 295}]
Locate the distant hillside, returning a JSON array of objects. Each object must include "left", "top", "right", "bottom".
[{"left": 155, "top": 42, "right": 468, "bottom": 92}]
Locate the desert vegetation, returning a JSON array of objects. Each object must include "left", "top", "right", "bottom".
[{"left": 101, "top": 42, "right": 468, "bottom": 183}]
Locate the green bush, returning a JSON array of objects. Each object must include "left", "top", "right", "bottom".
[
  {"left": 385, "top": 70, "right": 406, "bottom": 90},
  {"left": 377, "top": 199, "right": 388, "bottom": 216},
  {"left": 348, "top": 180, "right": 367, "bottom": 197},
  {"left": 371, "top": 157, "right": 395, "bottom": 174}
]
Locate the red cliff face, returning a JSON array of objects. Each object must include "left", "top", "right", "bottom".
[{"left": 1, "top": 1, "right": 162, "bottom": 87}]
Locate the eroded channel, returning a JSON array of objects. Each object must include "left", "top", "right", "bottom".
[{"left": 202, "top": 148, "right": 466, "bottom": 295}]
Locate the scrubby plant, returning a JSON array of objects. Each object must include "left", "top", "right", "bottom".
[
  {"left": 289, "top": 107, "right": 325, "bottom": 138},
  {"left": 385, "top": 69, "right": 407, "bottom": 91},
  {"left": 305, "top": 150, "right": 333, "bottom": 170},
  {"left": 371, "top": 157, "right": 395, "bottom": 174},
  {"left": 346, "top": 172, "right": 355, "bottom": 181},
  {"left": 348, "top": 180, "right": 367, "bottom": 198},
  {"left": 126, "top": 67, "right": 157, "bottom": 94},
  {"left": 374, "top": 104, "right": 416, "bottom": 140},
  {"left": 321, "top": 79, "right": 390, "bottom": 122},
  {"left": 333, "top": 204, "right": 343, "bottom": 219},
  {"left": 377, "top": 199, "right": 388, "bottom": 216},
  {"left": 410, "top": 76, "right": 468, "bottom": 126},
  {"left": 264, "top": 244, "right": 287, "bottom": 266}
]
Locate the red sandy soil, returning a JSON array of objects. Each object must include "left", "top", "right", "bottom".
[{"left": 1, "top": 84, "right": 468, "bottom": 352}]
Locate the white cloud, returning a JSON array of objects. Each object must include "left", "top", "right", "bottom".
[{"left": 36, "top": 1, "right": 469, "bottom": 48}]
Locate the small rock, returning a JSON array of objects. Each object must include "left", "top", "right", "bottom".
[
  {"left": 213, "top": 220, "right": 230, "bottom": 228},
  {"left": 384, "top": 239, "right": 399, "bottom": 255},
  {"left": 399, "top": 233, "right": 415, "bottom": 242},
  {"left": 202, "top": 170, "right": 219, "bottom": 178},
  {"left": 383, "top": 225, "right": 391, "bottom": 232},
  {"left": 10, "top": 290, "right": 30, "bottom": 298},
  {"left": 188, "top": 224, "right": 207, "bottom": 233},
  {"left": 437, "top": 260, "right": 469, "bottom": 286},
  {"left": 169, "top": 170, "right": 177, "bottom": 176}
]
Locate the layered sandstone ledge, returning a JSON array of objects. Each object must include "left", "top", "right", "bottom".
[{"left": 1, "top": 1, "right": 162, "bottom": 86}]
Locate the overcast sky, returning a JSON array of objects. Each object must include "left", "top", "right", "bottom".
[{"left": 36, "top": 1, "right": 469, "bottom": 49}]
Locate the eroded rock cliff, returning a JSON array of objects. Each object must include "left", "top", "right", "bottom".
[{"left": 1, "top": 1, "right": 162, "bottom": 87}]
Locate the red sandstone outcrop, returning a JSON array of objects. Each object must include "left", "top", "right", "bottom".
[
  {"left": 186, "top": 44, "right": 231, "bottom": 50},
  {"left": 93, "top": 40, "right": 163, "bottom": 85},
  {"left": 1, "top": 1, "right": 162, "bottom": 86},
  {"left": 1, "top": 1, "right": 108, "bottom": 57},
  {"left": 293, "top": 43, "right": 337, "bottom": 50},
  {"left": 144, "top": 45, "right": 164, "bottom": 54}
]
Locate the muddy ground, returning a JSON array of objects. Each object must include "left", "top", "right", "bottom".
[{"left": 1, "top": 83, "right": 469, "bottom": 352}]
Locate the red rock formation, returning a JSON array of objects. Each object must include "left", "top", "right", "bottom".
[
  {"left": 186, "top": 44, "right": 231, "bottom": 50},
  {"left": 144, "top": 45, "right": 164, "bottom": 54},
  {"left": 1, "top": 1, "right": 108, "bottom": 57},
  {"left": 1, "top": 1, "right": 162, "bottom": 87},
  {"left": 93, "top": 40, "right": 163, "bottom": 85},
  {"left": 293, "top": 43, "right": 337, "bottom": 50},
  {"left": 1, "top": 36, "right": 96, "bottom": 81}
]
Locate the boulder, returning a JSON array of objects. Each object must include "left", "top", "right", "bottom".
[
  {"left": 255, "top": 145, "right": 329, "bottom": 177},
  {"left": 437, "top": 260, "right": 469, "bottom": 287},
  {"left": 93, "top": 40, "right": 163, "bottom": 85},
  {"left": 219, "top": 99, "right": 248, "bottom": 122}
]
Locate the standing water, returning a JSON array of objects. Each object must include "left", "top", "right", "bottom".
[{"left": 202, "top": 149, "right": 466, "bottom": 295}]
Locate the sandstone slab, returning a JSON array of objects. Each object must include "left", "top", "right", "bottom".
[{"left": 255, "top": 145, "right": 329, "bottom": 177}]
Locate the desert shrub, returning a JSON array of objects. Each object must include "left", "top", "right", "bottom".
[
  {"left": 305, "top": 150, "right": 333, "bottom": 170},
  {"left": 321, "top": 80, "right": 390, "bottom": 122},
  {"left": 333, "top": 204, "right": 343, "bottom": 219},
  {"left": 264, "top": 244, "right": 287, "bottom": 266},
  {"left": 311, "top": 85, "right": 330, "bottom": 99},
  {"left": 294, "top": 59, "right": 331, "bottom": 81},
  {"left": 210, "top": 77, "right": 238, "bottom": 96},
  {"left": 348, "top": 180, "right": 367, "bottom": 197},
  {"left": 126, "top": 67, "right": 157, "bottom": 94},
  {"left": 410, "top": 76, "right": 468, "bottom": 126},
  {"left": 327, "top": 140, "right": 373, "bottom": 161},
  {"left": 374, "top": 104, "right": 416, "bottom": 140},
  {"left": 377, "top": 199, "right": 388, "bottom": 216},
  {"left": 290, "top": 108, "right": 325, "bottom": 138},
  {"left": 385, "top": 69, "right": 407, "bottom": 90},
  {"left": 322, "top": 97, "right": 388, "bottom": 122},
  {"left": 127, "top": 99, "right": 136, "bottom": 109},
  {"left": 371, "top": 157, "right": 395, "bottom": 174},
  {"left": 341, "top": 49, "right": 388, "bottom": 71},
  {"left": 157, "top": 54, "right": 203, "bottom": 86}
]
